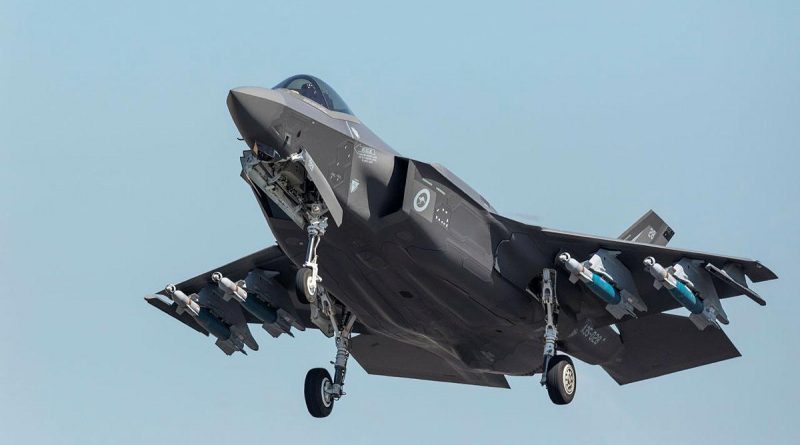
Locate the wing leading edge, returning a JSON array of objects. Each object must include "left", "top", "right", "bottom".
[{"left": 536, "top": 225, "right": 776, "bottom": 283}]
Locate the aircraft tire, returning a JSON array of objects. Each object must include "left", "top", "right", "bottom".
[
  {"left": 295, "top": 267, "right": 315, "bottom": 304},
  {"left": 305, "top": 368, "right": 334, "bottom": 418},
  {"left": 545, "top": 355, "right": 576, "bottom": 405}
]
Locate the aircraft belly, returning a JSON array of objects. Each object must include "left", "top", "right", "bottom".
[
  {"left": 317, "top": 237, "right": 545, "bottom": 375},
  {"left": 261, "top": 146, "right": 547, "bottom": 374},
  {"left": 278, "top": 193, "right": 544, "bottom": 374},
  {"left": 259, "top": 115, "right": 546, "bottom": 375}
]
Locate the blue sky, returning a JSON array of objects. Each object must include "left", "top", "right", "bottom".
[{"left": 1, "top": 1, "right": 798, "bottom": 444}]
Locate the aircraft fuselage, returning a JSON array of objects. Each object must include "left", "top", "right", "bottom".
[{"left": 226, "top": 86, "right": 576, "bottom": 375}]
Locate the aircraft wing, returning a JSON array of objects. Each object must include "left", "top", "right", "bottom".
[
  {"left": 538, "top": 226, "right": 775, "bottom": 282},
  {"left": 494, "top": 215, "right": 777, "bottom": 383},
  {"left": 145, "top": 244, "right": 315, "bottom": 355},
  {"left": 494, "top": 215, "right": 777, "bottom": 316}
]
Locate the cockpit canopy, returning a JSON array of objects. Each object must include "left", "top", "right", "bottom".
[{"left": 274, "top": 75, "right": 353, "bottom": 115}]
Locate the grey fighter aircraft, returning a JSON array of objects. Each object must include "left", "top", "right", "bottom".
[{"left": 146, "top": 74, "right": 777, "bottom": 417}]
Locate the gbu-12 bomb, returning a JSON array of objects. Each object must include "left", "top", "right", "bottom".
[
  {"left": 165, "top": 284, "right": 234, "bottom": 344},
  {"left": 642, "top": 258, "right": 703, "bottom": 313},
  {"left": 643, "top": 257, "right": 728, "bottom": 330},
  {"left": 212, "top": 272, "right": 248, "bottom": 302},
  {"left": 212, "top": 272, "right": 295, "bottom": 337},
  {"left": 559, "top": 253, "right": 620, "bottom": 304},
  {"left": 212, "top": 272, "right": 278, "bottom": 324},
  {"left": 166, "top": 284, "right": 200, "bottom": 316},
  {"left": 558, "top": 250, "right": 647, "bottom": 319}
]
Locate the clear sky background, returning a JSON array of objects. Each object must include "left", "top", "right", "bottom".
[{"left": 1, "top": 1, "right": 798, "bottom": 444}]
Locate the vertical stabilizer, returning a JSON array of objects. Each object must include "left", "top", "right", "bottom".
[{"left": 619, "top": 210, "right": 674, "bottom": 246}]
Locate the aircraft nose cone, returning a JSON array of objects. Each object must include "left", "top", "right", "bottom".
[{"left": 227, "top": 87, "right": 287, "bottom": 148}]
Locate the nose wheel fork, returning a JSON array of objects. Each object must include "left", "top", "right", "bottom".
[{"left": 295, "top": 210, "right": 327, "bottom": 304}]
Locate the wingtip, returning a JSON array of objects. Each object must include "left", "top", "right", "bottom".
[
  {"left": 751, "top": 261, "right": 778, "bottom": 282},
  {"left": 144, "top": 294, "right": 162, "bottom": 304}
]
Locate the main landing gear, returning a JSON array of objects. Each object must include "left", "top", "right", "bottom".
[
  {"left": 304, "top": 293, "right": 357, "bottom": 417},
  {"left": 539, "top": 268, "right": 577, "bottom": 405}
]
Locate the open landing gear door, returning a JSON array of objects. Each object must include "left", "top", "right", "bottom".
[
  {"left": 350, "top": 334, "right": 510, "bottom": 389},
  {"left": 300, "top": 150, "right": 344, "bottom": 226}
]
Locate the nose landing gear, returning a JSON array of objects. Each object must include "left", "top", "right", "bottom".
[{"left": 295, "top": 206, "right": 327, "bottom": 304}]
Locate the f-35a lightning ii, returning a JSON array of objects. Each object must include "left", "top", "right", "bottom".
[{"left": 146, "top": 74, "right": 777, "bottom": 417}]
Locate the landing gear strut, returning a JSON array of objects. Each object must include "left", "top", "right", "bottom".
[
  {"left": 304, "top": 292, "right": 356, "bottom": 418},
  {"left": 295, "top": 205, "right": 327, "bottom": 303},
  {"left": 538, "top": 268, "right": 576, "bottom": 405}
]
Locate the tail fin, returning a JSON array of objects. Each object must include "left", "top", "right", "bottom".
[{"left": 619, "top": 209, "right": 674, "bottom": 246}]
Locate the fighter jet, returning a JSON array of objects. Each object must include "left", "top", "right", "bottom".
[{"left": 146, "top": 74, "right": 777, "bottom": 417}]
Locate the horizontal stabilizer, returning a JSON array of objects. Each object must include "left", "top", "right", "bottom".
[
  {"left": 602, "top": 313, "right": 740, "bottom": 385},
  {"left": 619, "top": 209, "right": 674, "bottom": 246},
  {"left": 350, "top": 334, "right": 509, "bottom": 389}
]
